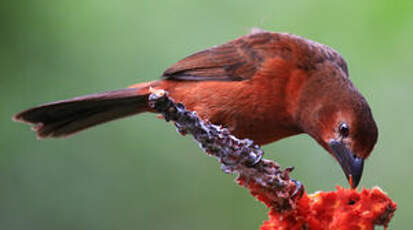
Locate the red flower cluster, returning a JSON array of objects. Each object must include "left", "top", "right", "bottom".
[{"left": 259, "top": 186, "right": 397, "bottom": 230}]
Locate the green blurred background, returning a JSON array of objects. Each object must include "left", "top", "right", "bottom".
[{"left": 1, "top": 0, "right": 412, "bottom": 229}]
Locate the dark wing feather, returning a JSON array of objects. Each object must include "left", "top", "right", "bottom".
[{"left": 162, "top": 32, "right": 275, "bottom": 81}]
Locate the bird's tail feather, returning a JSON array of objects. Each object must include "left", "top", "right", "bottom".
[{"left": 13, "top": 87, "right": 151, "bottom": 138}]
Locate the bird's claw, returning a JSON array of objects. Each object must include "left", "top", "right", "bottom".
[
  {"left": 290, "top": 179, "right": 304, "bottom": 199},
  {"left": 246, "top": 149, "right": 263, "bottom": 167},
  {"left": 221, "top": 146, "right": 263, "bottom": 167}
]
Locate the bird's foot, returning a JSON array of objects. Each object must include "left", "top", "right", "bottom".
[
  {"left": 291, "top": 179, "right": 304, "bottom": 199},
  {"left": 245, "top": 147, "right": 263, "bottom": 167}
]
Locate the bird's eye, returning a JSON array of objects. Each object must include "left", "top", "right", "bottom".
[{"left": 339, "top": 123, "right": 350, "bottom": 138}]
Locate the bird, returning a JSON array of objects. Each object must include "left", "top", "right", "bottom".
[{"left": 13, "top": 30, "right": 378, "bottom": 188}]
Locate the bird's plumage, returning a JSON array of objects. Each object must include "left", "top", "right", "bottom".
[
  {"left": 163, "top": 31, "right": 349, "bottom": 82},
  {"left": 13, "top": 31, "right": 378, "bottom": 188}
]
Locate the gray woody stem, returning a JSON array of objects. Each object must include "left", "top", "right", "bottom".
[{"left": 148, "top": 89, "right": 302, "bottom": 211}]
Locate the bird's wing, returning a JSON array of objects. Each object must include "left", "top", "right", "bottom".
[
  {"left": 162, "top": 32, "right": 276, "bottom": 81},
  {"left": 162, "top": 31, "right": 349, "bottom": 81}
]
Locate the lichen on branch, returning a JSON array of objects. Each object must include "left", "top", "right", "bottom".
[
  {"left": 148, "top": 89, "right": 300, "bottom": 210},
  {"left": 148, "top": 89, "right": 397, "bottom": 229}
]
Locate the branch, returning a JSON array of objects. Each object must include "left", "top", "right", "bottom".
[
  {"left": 148, "top": 89, "right": 300, "bottom": 211},
  {"left": 148, "top": 89, "right": 397, "bottom": 229}
]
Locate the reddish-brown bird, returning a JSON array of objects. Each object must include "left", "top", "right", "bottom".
[{"left": 14, "top": 30, "right": 378, "bottom": 188}]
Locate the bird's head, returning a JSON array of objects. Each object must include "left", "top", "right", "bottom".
[
  {"left": 297, "top": 65, "right": 378, "bottom": 188},
  {"left": 312, "top": 101, "right": 378, "bottom": 188}
]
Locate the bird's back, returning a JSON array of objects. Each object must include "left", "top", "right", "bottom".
[{"left": 156, "top": 31, "right": 351, "bottom": 145}]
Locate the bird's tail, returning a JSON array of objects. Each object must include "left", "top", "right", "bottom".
[{"left": 13, "top": 83, "right": 155, "bottom": 139}]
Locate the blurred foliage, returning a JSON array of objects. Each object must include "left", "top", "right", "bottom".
[{"left": 1, "top": 0, "right": 412, "bottom": 229}]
